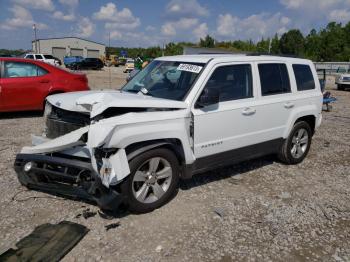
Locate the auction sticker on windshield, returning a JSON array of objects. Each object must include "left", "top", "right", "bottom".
[{"left": 177, "top": 64, "right": 203, "bottom": 74}]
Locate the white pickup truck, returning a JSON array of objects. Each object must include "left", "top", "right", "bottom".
[{"left": 14, "top": 54, "right": 323, "bottom": 213}]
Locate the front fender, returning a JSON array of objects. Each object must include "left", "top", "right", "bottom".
[{"left": 87, "top": 111, "right": 195, "bottom": 165}]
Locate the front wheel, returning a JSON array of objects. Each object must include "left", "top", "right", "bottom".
[
  {"left": 337, "top": 84, "right": 345, "bottom": 90},
  {"left": 278, "top": 121, "right": 312, "bottom": 164},
  {"left": 120, "top": 148, "right": 180, "bottom": 213}
]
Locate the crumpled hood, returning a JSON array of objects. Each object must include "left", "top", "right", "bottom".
[{"left": 46, "top": 90, "right": 188, "bottom": 118}]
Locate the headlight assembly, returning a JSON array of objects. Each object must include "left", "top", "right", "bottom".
[{"left": 44, "top": 102, "right": 52, "bottom": 117}]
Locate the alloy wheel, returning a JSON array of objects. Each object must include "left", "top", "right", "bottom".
[
  {"left": 132, "top": 157, "right": 173, "bottom": 204},
  {"left": 291, "top": 128, "right": 309, "bottom": 158}
]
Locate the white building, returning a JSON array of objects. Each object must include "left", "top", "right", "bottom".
[{"left": 32, "top": 37, "right": 106, "bottom": 61}]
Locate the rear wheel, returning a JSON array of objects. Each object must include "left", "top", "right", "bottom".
[
  {"left": 120, "top": 148, "right": 179, "bottom": 213},
  {"left": 278, "top": 121, "right": 312, "bottom": 164}
]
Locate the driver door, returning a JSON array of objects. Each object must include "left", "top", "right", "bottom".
[{"left": 192, "top": 62, "right": 263, "bottom": 167}]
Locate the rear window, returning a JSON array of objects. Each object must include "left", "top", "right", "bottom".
[
  {"left": 258, "top": 63, "right": 291, "bottom": 96},
  {"left": 293, "top": 64, "right": 315, "bottom": 91}
]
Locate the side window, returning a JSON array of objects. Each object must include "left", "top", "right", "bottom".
[
  {"left": 204, "top": 64, "right": 253, "bottom": 102},
  {"left": 293, "top": 64, "right": 315, "bottom": 91},
  {"left": 258, "top": 63, "right": 291, "bottom": 96},
  {"left": 4, "top": 62, "right": 48, "bottom": 78},
  {"left": 43, "top": 55, "right": 54, "bottom": 59},
  {"left": 35, "top": 55, "right": 43, "bottom": 60},
  {"left": 37, "top": 66, "right": 48, "bottom": 76},
  {"left": 26, "top": 55, "right": 34, "bottom": 59}
]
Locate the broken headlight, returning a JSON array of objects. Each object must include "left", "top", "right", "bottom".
[
  {"left": 94, "top": 147, "right": 118, "bottom": 172},
  {"left": 44, "top": 101, "right": 52, "bottom": 118}
]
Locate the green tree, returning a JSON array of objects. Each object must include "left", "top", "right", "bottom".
[
  {"left": 164, "top": 42, "right": 183, "bottom": 56},
  {"left": 270, "top": 34, "right": 280, "bottom": 54},
  {"left": 305, "top": 29, "right": 321, "bottom": 61},
  {"left": 279, "top": 29, "right": 305, "bottom": 56},
  {"left": 199, "top": 35, "right": 215, "bottom": 48},
  {"left": 318, "top": 22, "right": 347, "bottom": 61},
  {"left": 256, "top": 38, "right": 270, "bottom": 53}
]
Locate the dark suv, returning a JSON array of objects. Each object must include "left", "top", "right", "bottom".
[{"left": 69, "top": 58, "right": 104, "bottom": 70}]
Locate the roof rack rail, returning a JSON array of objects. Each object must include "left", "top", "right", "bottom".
[
  {"left": 247, "top": 53, "right": 299, "bottom": 58},
  {"left": 197, "top": 52, "right": 238, "bottom": 55}
]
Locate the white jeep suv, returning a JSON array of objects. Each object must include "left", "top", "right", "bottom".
[{"left": 14, "top": 55, "right": 323, "bottom": 213}]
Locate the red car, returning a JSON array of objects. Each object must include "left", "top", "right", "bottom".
[{"left": 0, "top": 58, "right": 89, "bottom": 112}]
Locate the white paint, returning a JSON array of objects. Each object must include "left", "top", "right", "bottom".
[{"left": 21, "top": 54, "right": 323, "bottom": 186}]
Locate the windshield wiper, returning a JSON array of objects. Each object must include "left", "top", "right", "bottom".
[{"left": 122, "top": 89, "right": 139, "bottom": 93}]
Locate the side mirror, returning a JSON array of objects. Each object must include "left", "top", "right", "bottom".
[{"left": 196, "top": 85, "right": 220, "bottom": 108}]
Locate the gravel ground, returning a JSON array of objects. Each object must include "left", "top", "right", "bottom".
[
  {"left": 81, "top": 66, "right": 126, "bottom": 90},
  {"left": 0, "top": 72, "right": 349, "bottom": 261}
]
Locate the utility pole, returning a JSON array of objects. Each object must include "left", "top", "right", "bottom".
[
  {"left": 33, "top": 24, "right": 38, "bottom": 53},
  {"left": 162, "top": 42, "right": 165, "bottom": 56},
  {"left": 108, "top": 31, "right": 111, "bottom": 50},
  {"left": 108, "top": 31, "right": 111, "bottom": 89},
  {"left": 268, "top": 38, "right": 272, "bottom": 54}
]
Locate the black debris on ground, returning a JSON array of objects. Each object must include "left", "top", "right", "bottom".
[
  {"left": 105, "top": 222, "right": 121, "bottom": 231},
  {"left": 0, "top": 221, "right": 89, "bottom": 262}
]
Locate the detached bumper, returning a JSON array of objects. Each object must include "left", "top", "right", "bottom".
[{"left": 14, "top": 154, "right": 124, "bottom": 210}]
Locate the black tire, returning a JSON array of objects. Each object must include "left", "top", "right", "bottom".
[
  {"left": 337, "top": 84, "right": 345, "bottom": 90},
  {"left": 120, "top": 148, "right": 180, "bottom": 213},
  {"left": 278, "top": 121, "right": 312, "bottom": 165}
]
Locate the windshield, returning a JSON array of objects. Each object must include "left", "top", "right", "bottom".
[{"left": 122, "top": 60, "right": 205, "bottom": 101}]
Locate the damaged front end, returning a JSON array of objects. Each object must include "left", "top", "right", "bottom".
[
  {"left": 14, "top": 153, "right": 124, "bottom": 210},
  {"left": 13, "top": 90, "right": 189, "bottom": 210},
  {"left": 14, "top": 109, "right": 128, "bottom": 211}
]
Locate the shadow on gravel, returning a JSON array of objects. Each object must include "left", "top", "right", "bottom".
[
  {"left": 0, "top": 111, "right": 43, "bottom": 119},
  {"left": 180, "top": 155, "right": 276, "bottom": 190}
]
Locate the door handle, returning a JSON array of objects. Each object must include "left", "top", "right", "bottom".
[
  {"left": 284, "top": 102, "right": 295, "bottom": 109},
  {"left": 39, "top": 79, "right": 50, "bottom": 83},
  {"left": 242, "top": 107, "right": 256, "bottom": 116}
]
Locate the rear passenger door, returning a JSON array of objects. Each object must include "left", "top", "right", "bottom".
[{"left": 253, "top": 62, "right": 296, "bottom": 140}]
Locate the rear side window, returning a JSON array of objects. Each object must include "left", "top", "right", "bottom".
[
  {"left": 43, "top": 55, "right": 54, "bottom": 59},
  {"left": 35, "top": 55, "right": 43, "bottom": 60},
  {"left": 258, "top": 63, "right": 291, "bottom": 96},
  {"left": 205, "top": 64, "right": 253, "bottom": 102},
  {"left": 293, "top": 64, "right": 315, "bottom": 91},
  {"left": 4, "top": 62, "right": 48, "bottom": 78},
  {"left": 26, "top": 55, "right": 34, "bottom": 59}
]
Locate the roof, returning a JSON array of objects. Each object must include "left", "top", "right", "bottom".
[
  {"left": 0, "top": 57, "right": 63, "bottom": 70},
  {"left": 32, "top": 37, "right": 105, "bottom": 46},
  {"left": 156, "top": 54, "right": 312, "bottom": 64}
]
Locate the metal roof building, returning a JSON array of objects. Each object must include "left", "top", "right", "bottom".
[{"left": 32, "top": 37, "right": 106, "bottom": 62}]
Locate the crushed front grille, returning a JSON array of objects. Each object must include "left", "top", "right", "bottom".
[{"left": 45, "top": 106, "right": 90, "bottom": 139}]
